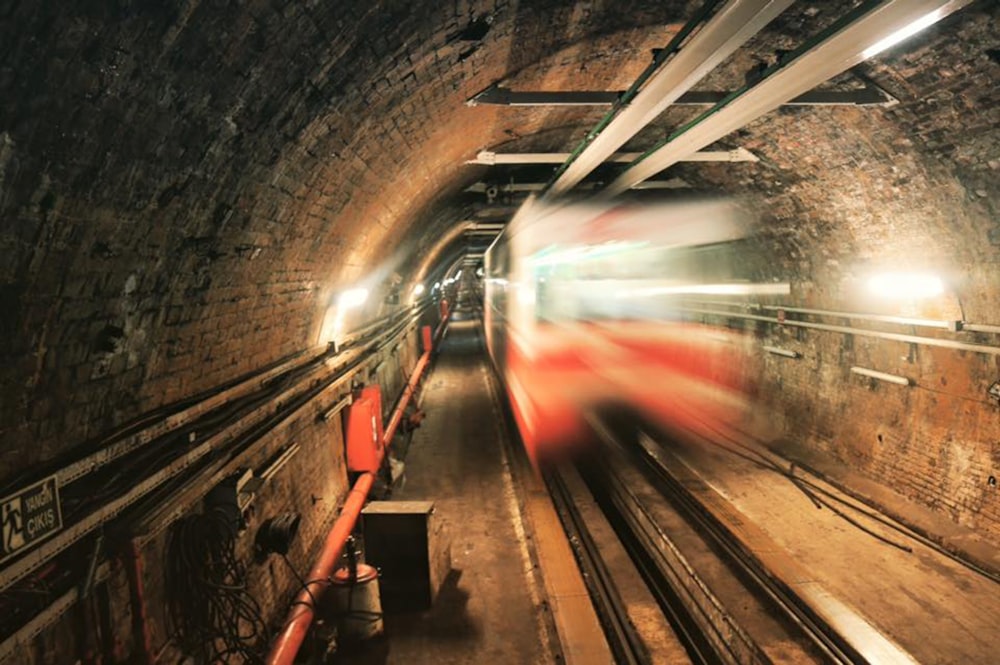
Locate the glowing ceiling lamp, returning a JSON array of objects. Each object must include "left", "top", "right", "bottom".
[
  {"left": 338, "top": 287, "right": 369, "bottom": 308},
  {"left": 862, "top": 8, "right": 946, "bottom": 59},
  {"left": 867, "top": 272, "right": 943, "bottom": 299},
  {"left": 413, "top": 283, "right": 426, "bottom": 297}
]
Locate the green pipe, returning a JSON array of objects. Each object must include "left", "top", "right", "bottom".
[
  {"left": 544, "top": 0, "right": 725, "bottom": 192},
  {"left": 624, "top": 0, "right": 887, "bottom": 171}
]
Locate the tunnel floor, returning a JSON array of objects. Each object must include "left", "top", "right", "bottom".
[
  {"left": 335, "top": 314, "right": 559, "bottom": 664},
  {"left": 658, "top": 427, "right": 1000, "bottom": 664},
  {"left": 338, "top": 310, "right": 1000, "bottom": 664}
]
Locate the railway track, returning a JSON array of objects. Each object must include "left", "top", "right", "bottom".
[
  {"left": 476, "top": 303, "right": 916, "bottom": 665},
  {"left": 544, "top": 413, "right": 908, "bottom": 665}
]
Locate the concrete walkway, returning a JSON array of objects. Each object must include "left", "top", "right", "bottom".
[{"left": 339, "top": 314, "right": 558, "bottom": 664}]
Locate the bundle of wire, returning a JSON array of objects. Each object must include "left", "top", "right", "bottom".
[{"left": 166, "top": 508, "right": 269, "bottom": 663}]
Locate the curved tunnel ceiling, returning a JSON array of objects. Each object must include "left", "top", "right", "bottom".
[{"left": 0, "top": 0, "right": 997, "bottom": 476}]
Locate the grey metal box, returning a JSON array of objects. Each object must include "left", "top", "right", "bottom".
[{"left": 361, "top": 500, "right": 451, "bottom": 612}]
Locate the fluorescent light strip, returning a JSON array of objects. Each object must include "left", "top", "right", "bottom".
[
  {"left": 862, "top": 8, "right": 946, "bottom": 58},
  {"left": 850, "top": 366, "right": 911, "bottom": 386},
  {"left": 632, "top": 283, "right": 792, "bottom": 296},
  {"left": 763, "top": 345, "right": 800, "bottom": 358}
]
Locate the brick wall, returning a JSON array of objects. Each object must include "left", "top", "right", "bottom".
[
  {"left": 20, "top": 323, "right": 424, "bottom": 665},
  {"left": 676, "top": 3, "right": 1000, "bottom": 543},
  {"left": 2, "top": 0, "right": 999, "bottom": 659},
  {"left": 0, "top": 0, "right": 686, "bottom": 485}
]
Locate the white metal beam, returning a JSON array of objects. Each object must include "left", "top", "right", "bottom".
[
  {"left": 606, "top": 0, "right": 973, "bottom": 195},
  {"left": 547, "top": 0, "right": 794, "bottom": 197},
  {"left": 468, "top": 148, "right": 758, "bottom": 165}
]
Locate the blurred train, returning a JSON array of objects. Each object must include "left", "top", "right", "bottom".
[{"left": 484, "top": 195, "right": 788, "bottom": 466}]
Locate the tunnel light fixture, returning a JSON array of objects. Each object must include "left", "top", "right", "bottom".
[
  {"left": 338, "top": 288, "right": 369, "bottom": 309},
  {"left": 851, "top": 366, "right": 911, "bottom": 386},
  {"left": 318, "top": 287, "right": 369, "bottom": 344},
  {"left": 862, "top": 8, "right": 946, "bottom": 59},
  {"left": 867, "top": 272, "right": 943, "bottom": 299},
  {"left": 629, "top": 282, "right": 792, "bottom": 297},
  {"left": 413, "top": 283, "right": 426, "bottom": 297},
  {"left": 763, "top": 345, "right": 800, "bottom": 359}
]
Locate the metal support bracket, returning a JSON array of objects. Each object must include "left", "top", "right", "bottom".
[{"left": 467, "top": 82, "right": 897, "bottom": 108}]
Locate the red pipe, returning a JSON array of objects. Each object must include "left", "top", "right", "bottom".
[
  {"left": 267, "top": 318, "right": 446, "bottom": 664},
  {"left": 123, "top": 540, "right": 154, "bottom": 665},
  {"left": 266, "top": 471, "right": 375, "bottom": 662},
  {"left": 382, "top": 351, "right": 430, "bottom": 449}
]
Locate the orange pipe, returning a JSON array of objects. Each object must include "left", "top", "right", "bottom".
[
  {"left": 382, "top": 351, "right": 430, "bottom": 449},
  {"left": 123, "top": 540, "right": 154, "bottom": 665},
  {"left": 268, "top": 321, "right": 443, "bottom": 664},
  {"left": 266, "top": 471, "right": 375, "bottom": 662}
]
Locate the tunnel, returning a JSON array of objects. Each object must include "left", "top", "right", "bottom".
[{"left": 1, "top": 0, "right": 998, "bottom": 663}]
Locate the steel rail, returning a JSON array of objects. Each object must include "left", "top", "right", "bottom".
[
  {"left": 626, "top": 424, "right": 922, "bottom": 664},
  {"left": 579, "top": 426, "right": 754, "bottom": 665},
  {"left": 624, "top": 431, "right": 860, "bottom": 663},
  {"left": 544, "top": 469, "right": 651, "bottom": 665}
]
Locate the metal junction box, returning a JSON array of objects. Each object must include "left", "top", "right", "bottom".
[
  {"left": 345, "top": 385, "right": 384, "bottom": 473},
  {"left": 361, "top": 500, "right": 451, "bottom": 612}
]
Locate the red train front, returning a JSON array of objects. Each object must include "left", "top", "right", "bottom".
[{"left": 484, "top": 196, "right": 788, "bottom": 467}]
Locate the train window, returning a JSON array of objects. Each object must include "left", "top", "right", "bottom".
[{"left": 530, "top": 237, "right": 762, "bottom": 324}]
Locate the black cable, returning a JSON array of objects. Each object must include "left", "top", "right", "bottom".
[
  {"left": 166, "top": 508, "right": 269, "bottom": 664},
  {"left": 649, "top": 403, "right": 915, "bottom": 552},
  {"left": 661, "top": 402, "right": 1000, "bottom": 579},
  {"left": 279, "top": 553, "right": 322, "bottom": 610}
]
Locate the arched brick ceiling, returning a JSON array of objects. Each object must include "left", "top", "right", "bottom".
[{"left": 0, "top": 0, "right": 997, "bottom": 477}]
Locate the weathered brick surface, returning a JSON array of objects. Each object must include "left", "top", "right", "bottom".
[
  {"left": 19, "top": 325, "right": 423, "bottom": 665},
  {"left": 0, "top": 0, "right": 690, "bottom": 483},
  {"left": 746, "top": 323, "right": 1000, "bottom": 541},
  {"left": 681, "top": 5, "right": 1000, "bottom": 543},
  {"left": 2, "top": 0, "right": 999, "bottom": 659}
]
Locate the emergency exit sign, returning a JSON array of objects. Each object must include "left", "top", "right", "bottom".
[{"left": 0, "top": 475, "right": 62, "bottom": 565}]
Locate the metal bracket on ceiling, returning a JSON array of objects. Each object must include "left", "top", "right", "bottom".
[
  {"left": 466, "top": 82, "right": 896, "bottom": 108},
  {"left": 464, "top": 178, "right": 692, "bottom": 194},
  {"left": 466, "top": 147, "right": 758, "bottom": 165},
  {"left": 467, "top": 84, "right": 621, "bottom": 106}
]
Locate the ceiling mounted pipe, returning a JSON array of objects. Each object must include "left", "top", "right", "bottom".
[
  {"left": 546, "top": 0, "right": 794, "bottom": 197},
  {"left": 606, "top": 0, "right": 973, "bottom": 195}
]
